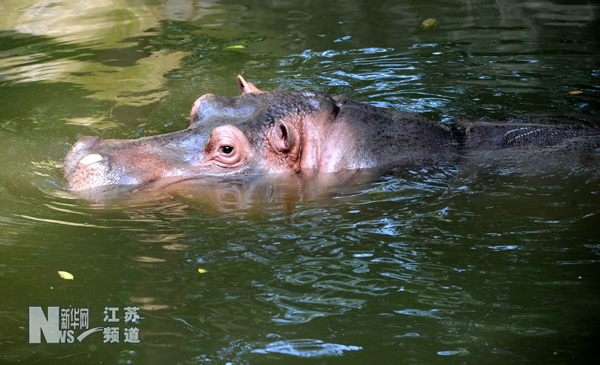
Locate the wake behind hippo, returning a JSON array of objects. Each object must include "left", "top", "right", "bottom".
[{"left": 64, "top": 75, "right": 599, "bottom": 194}]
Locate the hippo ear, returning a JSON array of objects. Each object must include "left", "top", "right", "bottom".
[
  {"left": 237, "top": 74, "right": 262, "bottom": 94},
  {"left": 272, "top": 120, "right": 297, "bottom": 153}
]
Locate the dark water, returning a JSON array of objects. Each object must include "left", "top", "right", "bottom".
[{"left": 1, "top": 0, "right": 600, "bottom": 363}]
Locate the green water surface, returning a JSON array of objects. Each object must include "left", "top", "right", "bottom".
[{"left": 1, "top": 0, "right": 599, "bottom": 363}]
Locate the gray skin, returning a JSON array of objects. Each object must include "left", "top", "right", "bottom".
[{"left": 64, "top": 75, "right": 598, "bottom": 193}]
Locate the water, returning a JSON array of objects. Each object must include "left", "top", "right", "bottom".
[{"left": 1, "top": 0, "right": 599, "bottom": 363}]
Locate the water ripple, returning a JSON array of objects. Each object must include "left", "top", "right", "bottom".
[{"left": 251, "top": 338, "right": 362, "bottom": 357}]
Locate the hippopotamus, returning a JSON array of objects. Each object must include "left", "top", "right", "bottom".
[{"left": 64, "top": 75, "right": 599, "bottom": 194}]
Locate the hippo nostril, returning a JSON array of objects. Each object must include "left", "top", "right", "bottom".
[{"left": 79, "top": 153, "right": 105, "bottom": 166}]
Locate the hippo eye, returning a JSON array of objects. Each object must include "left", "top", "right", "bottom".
[{"left": 220, "top": 145, "right": 234, "bottom": 154}]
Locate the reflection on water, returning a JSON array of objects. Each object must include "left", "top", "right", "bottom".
[
  {"left": 4, "top": 0, "right": 156, "bottom": 45},
  {"left": 0, "top": 0, "right": 186, "bottom": 107},
  {"left": 1, "top": 0, "right": 599, "bottom": 363}
]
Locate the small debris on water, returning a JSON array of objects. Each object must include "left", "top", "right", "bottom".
[
  {"left": 422, "top": 18, "right": 438, "bottom": 29},
  {"left": 58, "top": 271, "right": 74, "bottom": 280}
]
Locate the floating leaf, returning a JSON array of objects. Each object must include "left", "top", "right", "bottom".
[
  {"left": 58, "top": 271, "right": 74, "bottom": 280},
  {"left": 568, "top": 90, "right": 583, "bottom": 95},
  {"left": 198, "top": 268, "right": 208, "bottom": 274},
  {"left": 226, "top": 45, "right": 246, "bottom": 49},
  {"left": 421, "top": 18, "right": 438, "bottom": 29}
]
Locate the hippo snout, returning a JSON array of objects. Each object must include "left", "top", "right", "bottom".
[
  {"left": 63, "top": 129, "right": 217, "bottom": 192},
  {"left": 64, "top": 137, "right": 165, "bottom": 192},
  {"left": 64, "top": 136, "right": 103, "bottom": 179},
  {"left": 64, "top": 137, "right": 123, "bottom": 191},
  {"left": 64, "top": 136, "right": 101, "bottom": 168}
]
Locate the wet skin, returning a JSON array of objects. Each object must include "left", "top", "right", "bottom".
[{"left": 64, "top": 75, "right": 599, "bottom": 194}]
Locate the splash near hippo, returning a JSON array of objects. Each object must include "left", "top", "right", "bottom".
[{"left": 64, "top": 75, "right": 599, "bottom": 194}]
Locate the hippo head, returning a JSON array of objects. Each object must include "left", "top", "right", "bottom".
[{"left": 64, "top": 76, "right": 343, "bottom": 193}]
